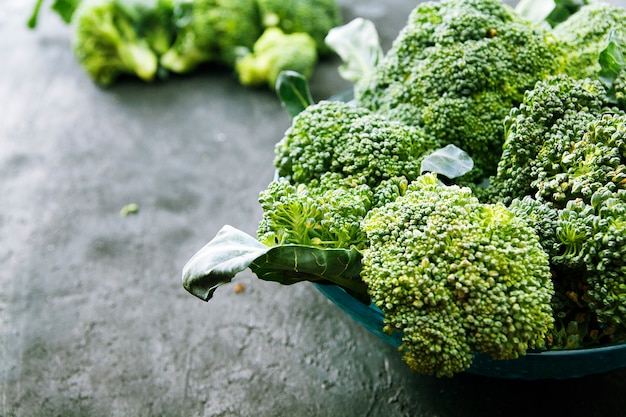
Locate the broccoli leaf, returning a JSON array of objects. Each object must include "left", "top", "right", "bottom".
[
  {"left": 182, "top": 225, "right": 369, "bottom": 303},
  {"left": 27, "top": 0, "right": 82, "bottom": 28},
  {"left": 275, "top": 70, "right": 314, "bottom": 118},
  {"left": 52, "top": 0, "right": 82, "bottom": 23},
  {"left": 419, "top": 144, "right": 474, "bottom": 180},
  {"left": 250, "top": 245, "right": 368, "bottom": 303},
  {"left": 325, "top": 17, "right": 383, "bottom": 83},
  {"left": 515, "top": 0, "right": 589, "bottom": 28},
  {"left": 182, "top": 225, "right": 270, "bottom": 301},
  {"left": 599, "top": 30, "right": 626, "bottom": 102}
]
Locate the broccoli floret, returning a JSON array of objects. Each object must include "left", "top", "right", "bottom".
[
  {"left": 255, "top": 0, "right": 341, "bottom": 55},
  {"left": 274, "top": 100, "right": 443, "bottom": 187},
  {"left": 257, "top": 173, "right": 373, "bottom": 250},
  {"left": 552, "top": 3, "right": 626, "bottom": 81},
  {"left": 72, "top": 0, "right": 170, "bottom": 86},
  {"left": 498, "top": 105, "right": 626, "bottom": 333},
  {"left": 488, "top": 75, "right": 619, "bottom": 205},
  {"left": 354, "top": 0, "right": 563, "bottom": 181},
  {"left": 361, "top": 173, "right": 554, "bottom": 377},
  {"left": 160, "top": 0, "right": 262, "bottom": 73},
  {"left": 235, "top": 27, "right": 318, "bottom": 89}
]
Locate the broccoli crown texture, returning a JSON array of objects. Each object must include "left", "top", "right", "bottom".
[
  {"left": 489, "top": 74, "right": 620, "bottom": 205},
  {"left": 552, "top": 3, "right": 626, "bottom": 81},
  {"left": 255, "top": 0, "right": 341, "bottom": 54},
  {"left": 354, "top": 0, "right": 563, "bottom": 181},
  {"left": 235, "top": 27, "right": 318, "bottom": 88},
  {"left": 361, "top": 173, "right": 554, "bottom": 377},
  {"left": 72, "top": 0, "right": 165, "bottom": 86},
  {"left": 274, "top": 100, "right": 443, "bottom": 187},
  {"left": 160, "top": 0, "right": 262, "bottom": 73},
  {"left": 509, "top": 189, "right": 626, "bottom": 331},
  {"left": 257, "top": 173, "right": 373, "bottom": 250}
]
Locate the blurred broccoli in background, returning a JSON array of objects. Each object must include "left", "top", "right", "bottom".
[
  {"left": 159, "top": 0, "right": 262, "bottom": 73},
  {"left": 235, "top": 27, "right": 318, "bottom": 89},
  {"left": 255, "top": 0, "right": 341, "bottom": 55},
  {"left": 28, "top": 0, "right": 342, "bottom": 87},
  {"left": 72, "top": 0, "right": 175, "bottom": 86}
]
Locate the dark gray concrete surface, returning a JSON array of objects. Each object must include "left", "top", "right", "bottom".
[{"left": 2, "top": 1, "right": 626, "bottom": 416}]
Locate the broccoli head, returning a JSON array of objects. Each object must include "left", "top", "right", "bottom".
[
  {"left": 72, "top": 0, "right": 169, "bottom": 86},
  {"left": 509, "top": 188, "right": 626, "bottom": 334},
  {"left": 552, "top": 3, "right": 626, "bottom": 81},
  {"left": 354, "top": 0, "right": 563, "bottom": 181},
  {"left": 235, "top": 27, "right": 318, "bottom": 89},
  {"left": 488, "top": 74, "right": 619, "bottom": 205},
  {"left": 160, "top": 0, "right": 262, "bottom": 73},
  {"left": 257, "top": 173, "right": 373, "bottom": 250},
  {"left": 273, "top": 100, "right": 443, "bottom": 187},
  {"left": 255, "top": 0, "right": 341, "bottom": 55},
  {"left": 361, "top": 173, "right": 555, "bottom": 377}
]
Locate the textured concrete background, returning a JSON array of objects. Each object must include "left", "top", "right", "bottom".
[{"left": 2, "top": 1, "right": 626, "bottom": 416}]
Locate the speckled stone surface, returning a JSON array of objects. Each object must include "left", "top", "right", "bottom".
[{"left": 2, "top": 1, "right": 626, "bottom": 416}]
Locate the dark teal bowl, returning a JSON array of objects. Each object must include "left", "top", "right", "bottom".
[{"left": 313, "top": 283, "right": 626, "bottom": 380}]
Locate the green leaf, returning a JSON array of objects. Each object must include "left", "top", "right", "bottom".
[
  {"left": 27, "top": 0, "right": 46, "bottom": 29},
  {"left": 250, "top": 245, "right": 369, "bottom": 303},
  {"left": 420, "top": 144, "right": 474, "bottom": 179},
  {"left": 275, "top": 70, "right": 314, "bottom": 119},
  {"left": 324, "top": 18, "right": 383, "bottom": 83},
  {"left": 182, "top": 225, "right": 270, "bottom": 301},
  {"left": 27, "top": 0, "right": 81, "bottom": 28},
  {"left": 599, "top": 30, "right": 626, "bottom": 102},
  {"left": 51, "top": 0, "right": 82, "bottom": 24},
  {"left": 182, "top": 225, "right": 369, "bottom": 303}
]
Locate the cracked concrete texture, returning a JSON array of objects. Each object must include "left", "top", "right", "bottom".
[{"left": 2, "top": 1, "right": 626, "bottom": 416}]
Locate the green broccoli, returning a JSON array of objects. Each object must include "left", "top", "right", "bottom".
[
  {"left": 273, "top": 100, "right": 443, "bottom": 187},
  {"left": 353, "top": 0, "right": 564, "bottom": 181},
  {"left": 235, "top": 27, "right": 318, "bottom": 89},
  {"left": 552, "top": 3, "right": 626, "bottom": 81},
  {"left": 488, "top": 74, "right": 626, "bottom": 339},
  {"left": 72, "top": 0, "right": 174, "bottom": 86},
  {"left": 489, "top": 75, "right": 625, "bottom": 206},
  {"left": 160, "top": 0, "right": 262, "bottom": 73},
  {"left": 508, "top": 191, "right": 626, "bottom": 343},
  {"left": 257, "top": 173, "right": 373, "bottom": 250},
  {"left": 255, "top": 0, "right": 341, "bottom": 55},
  {"left": 361, "top": 173, "right": 555, "bottom": 377}
]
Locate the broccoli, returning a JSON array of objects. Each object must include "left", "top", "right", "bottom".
[
  {"left": 273, "top": 100, "right": 443, "bottom": 187},
  {"left": 255, "top": 0, "right": 342, "bottom": 55},
  {"left": 489, "top": 75, "right": 616, "bottom": 205},
  {"left": 71, "top": 0, "right": 174, "bottom": 86},
  {"left": 508, "top": 191, "right": 626, "bottom": 343},
  {"left": 361, "top": 173, "right": 555, "bottom": 377},
  {"left": 353, "top": 0, "right": 564, "bottom": 181},
  {"left": 552, "top": 3, "right": 626, "bottom": 81},
  {"left": 235, "top": 27, "right": 318, "bottom": 89},
  {"left": 160, "top": 0, "right": 262, "bottom": 73},
  {"left": 257, "top": 173, "right": 373, "bottom": 250},
  {"left": 488, "top": 74, "right": 626, "bottom": 339},
  {"left": 489, "top": 75, "right": 625, "bottom": 206}
]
